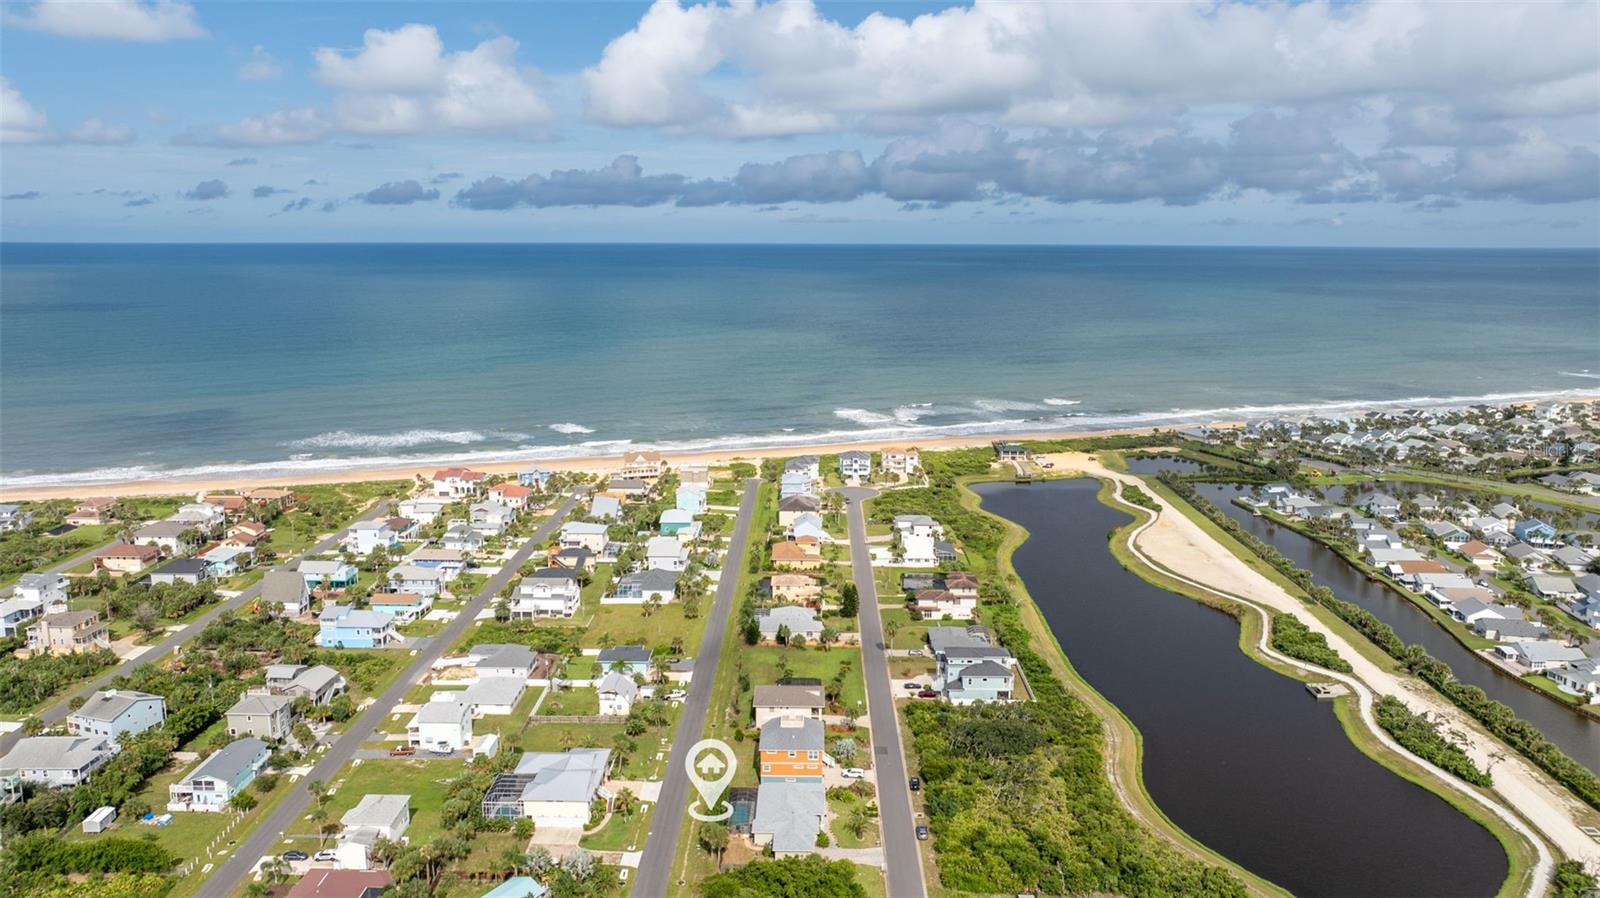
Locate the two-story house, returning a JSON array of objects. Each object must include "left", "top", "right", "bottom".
[
  {"left": 225, "top": 693, "right": 294, "bottom": 740},
  {"left": 68, "top": 689, "right": 167, "bottom": 741},
  {"left": 167, "top": 738, "right": 270, "bottom": 812},
  {"left": 318, "top": 604, "right": 399, "bottom": 648}
]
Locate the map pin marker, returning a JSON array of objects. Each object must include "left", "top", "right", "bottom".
[{"left": 685, "top": 738, "right": 735, "bottom": 821}]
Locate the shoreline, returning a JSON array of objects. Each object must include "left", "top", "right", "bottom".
[{"left": 0, "top": 424, "right": 1195, "bottom": 501}]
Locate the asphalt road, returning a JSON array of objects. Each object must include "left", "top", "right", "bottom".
[
  {"left": 207, "top": 492, "right": 580, "bottom": 894},
  {"left": 841, "top": 486, "right": 927, "bottom": 898},
  {"left": 0, "top": 501, "right": 396, "bottom": 756},
  {"left": 632, "top": 478, "right": 761, "bottom": 898}
]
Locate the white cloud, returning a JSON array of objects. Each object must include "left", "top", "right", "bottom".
[
  {"left": 239, "top": 46, "right": 283, "bottom": 82},
  {"left": 0, "top": 77, "right": 52, "bottom": 144},
  {"left": 1, "top": 78, "right": 136, "bottom": 145},
  {"left": 66, "top": 117, "right": 135, "bottom": 144},
  {"left": 12, "top": 0, "right": 204, "bottom": 42},
  {"left": 584, "top": 0, "right": 1599, "bottom": 136},
  {"left": 214, "top": 24, "right": 551, "bottom": 144}
]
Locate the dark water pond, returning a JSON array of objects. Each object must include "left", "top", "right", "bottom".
[{"left": 975, "top": 479, "right": 1508, "bottom": 898}]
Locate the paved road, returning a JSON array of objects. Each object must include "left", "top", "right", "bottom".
[
  {"left": 0, "top": 501, "right": 395, "bottom": 755},
  {"left": 632, "top": 479, "right": 761, "bottom": 898},
  {"left": 0, "top": 537, "right": 122, "bottom": 598},
  {"left": 841, "top": 486, "right": 927, "bottom": 898},
  {"left": 208, "top": 492, "right": 581, "bottom": 893}
]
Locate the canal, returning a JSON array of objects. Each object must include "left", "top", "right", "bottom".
[{"left": 975, "top": 478, "right": 1508, "bottom": 898}]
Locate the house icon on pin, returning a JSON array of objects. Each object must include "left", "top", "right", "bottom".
[{"left": 696, "top": 754, "right": 726, "bottom": 776}]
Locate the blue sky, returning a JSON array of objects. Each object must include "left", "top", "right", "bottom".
[{"left": 2, "top": 0, "right": 1597, "bottom": 245}]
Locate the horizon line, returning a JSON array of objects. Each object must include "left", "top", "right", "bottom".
[{"left": 3, "top": 240, "right": 1597, "bottom": 252}]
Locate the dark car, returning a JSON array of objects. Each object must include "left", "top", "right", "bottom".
[
  {"left": 917, "top": 689, "right": 938, "bottom": 698},
  {"left": 281, "top": 850, "right": 309, "bottom": 861},
  {"left": 909, "top": 776, "right": 921, "bottom": 792},
  {"left": 915, "top": 825, "right": 930, "bottom": 840},
  {"left": 902, "top": 682, "right": 921, "bottom": 690}
]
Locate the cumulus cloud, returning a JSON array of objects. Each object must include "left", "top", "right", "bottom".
[
  {"left": 183, "top": 179, "right": 228, "bottom": 200},
  {"left": 354, "top": 179, "right": 440, "bottom": 205},
  {"left": 251, "top": 185, "right": 289, "bottom": 198},
  {"left": 11, "top": 0, "right": 204, "bottom": 41},
  {"left": 239, "top": 46, "right": 282, "bottom": 82},
  {"left": 211, "top": 24, "right": 551, "bottom": 145},
  {"left": 4, "top": 191, "right": 41, "bottom": 200},
  {"left": 584, "top": 1, "right": 1598, "bottom": 137},
  {"left": 280, "top": 197, "right": 315, "bottom": 213},
  {"left": 1, "top": 78, "right": 137, "bottom": 145}
]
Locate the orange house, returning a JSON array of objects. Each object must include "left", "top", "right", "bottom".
[{"left": 758, "top": 717, "right": 824, "bottom": 782}]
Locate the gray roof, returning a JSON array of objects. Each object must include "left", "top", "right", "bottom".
[
  {"left": 752, "top": 781, "right": 825, "bottom": 853},
  {"left": 756, "top": 605, "right": 822, "bottom": 635},
  {"left": 71, "top": 689, "right": 163, "bottom": 722},
  {"left": 595, "top": 670, "right": 638, "bottom": 701},
  {"left": 528, "top": 567, "right": 579, "bottom": 582},
  {"left": 954, "top": 660, "right": 1013, "bottom": 681},
  {"left": 1473, "top": 618, "right": 1547, "bottom": 639},
  {"left": 152, "top": 557, "right": 208, "bottom": 576},
  {"left": 227, "top": 693, "right": 291, "bottom": 717},
  {"left": 778, "top": 494, "right": 820, "bottom": 512},
  {"left": 0, "top": 735, "right": 110, "bottom": 772},
  {"left": 414, "top": 700, "right": 469, "bottom": 725},
  {"left": 299, "top": 560, "right": 352, "bottom": 576},
  {"left": 759, "top": 717, "right": 823, "bottom": 752},
  {"left": 753, "top": 684, "right": 824, "bottom": 709},
  {"left": 1514, "top": 641, "right": 1587, "bottom": 665},
  {"left": 289, "top": 665, "right": 344, "bottom": 695},
  {"left": 135, "top": 520, "right": 190, "bottom": 539},
  {"left": 471, "top": 643, "right": 536, "bottom": 671},
  {"left": 261, "top": 570, "right": 308, "bottom": 604},
  {"left": 462, "top": 677, "right": 526, "bottom": 708},
  {"left": 183, "top": 738, "right": 268, "bottom": 786},
  {"left": 341, "top": 794, "right": 410, "bottom": 830},
  {"left": 597, "top": 645, "right": 652, "bottom": 666},
  {"left": 926, "top": 626, "right": 993, "bottom": 654},
  {"left": 513, "top": 749, "right": 610, "bottom": 803},
  {"left": 942, "top": 645, "right": 1014, "bottom": 662},
  {"left": 620, "top": 569, "right": 679, "bottom": 592}
]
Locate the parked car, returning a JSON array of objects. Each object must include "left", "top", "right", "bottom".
[
  {"left": 841, "top": 767, "right": 866, "bottom": 779},
  {"left": 907, "top": 649, "right": 924, "bottom": 656},
  {"left": 916, "top": 824, "right": 930, "bottom": 840},
  {"left": 902, "top": 682, "right": 921, "bottom": 690},
  {"left": 909, "top": 776, "right": 921, "bottom": 792},
  {"left": 389, "top": 745, "right": 416, "bottom": 757},
  {"left": 313, "top": 849, "right": 336, "bottom": 862},
  {"left": 917, "top": 689, "right": 938, "bottom": 698},
  {"left": 666, "top": 690, "right": 687, "bottom": 700},
  {"left": 282, "top": 850, "right": 308, "bottom": 861}
]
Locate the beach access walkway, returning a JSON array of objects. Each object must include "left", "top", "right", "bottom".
[{"left": 207, "top": 491, "right": 582, "bottom": 894}]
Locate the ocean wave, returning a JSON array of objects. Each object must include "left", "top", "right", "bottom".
[
  {"left": 6, "top": 386, "right": 1597, "bottom": 490},
  {"left": 973, "top": 398, "right": 1045, "bottom": 413},
  {"left": 834, "top": 408, "right": 902, "bottom": 426},
  {"left": 287, "top": 429, "right": 493, "bottom": 450},
  {"left": 1042, "top": 398, "right": 1081, "bottom": 406},
  {"left": 1561, "top": 371, "right": 1600, "bottom": 380},
  {"left": 549, "top": 423, "right": 595, "bottom": 435}
]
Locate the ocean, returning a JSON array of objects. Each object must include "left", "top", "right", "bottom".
[{"left": 1, "top": 243, "right": 1596, "bottom": 487}]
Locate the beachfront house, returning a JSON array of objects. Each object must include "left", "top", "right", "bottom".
[
  {"left": 67, "top": 690, "right": 166, "bottom": 741},
  {"left": 839, "top": 450, "right": 872, "bottom": 480},
  {"left": 318, "top": 604, "right": 399, "bottom": 648},
  {"left": 620, "top": 450, "right": 668, "bottom": 479},
  {"left": 512, "top": 568, "right": 582, "bottom": 619},
  {"left": 432, "top": 467, "right": 487, "bottom": 498},
  {"left": 167, "top": 738, "right": 270, "bottom": 812},
  {"left": 0, "top": 504, "right": 35, "bottom": 532},
  {"left": 518, "top": 468, "right": 553, "bottom": 490}
]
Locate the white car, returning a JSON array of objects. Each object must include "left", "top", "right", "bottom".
[
  {"left": 666, "top": 690, "right": 687, "bottom": 700},
  {"left": 313, "top": 849, "right": 336, "bottom": 862},
  {"left": 841, "top": 767, "right": 866, "bottom": 779}
]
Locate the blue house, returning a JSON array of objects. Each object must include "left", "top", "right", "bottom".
[
  {"left": 298, "top": 560, "right": 359, "bottom": 590},
  {"left": 1514, "top": 519, "right": 1557, "bottom": 545},
  {"left": 518, "top": 468, "right": 553, "bottom": 490},
  {"left": 660, "top": 509, "right": 695, "bottom": 536},
  {"left": 596, "top": 646, "right": 652, "bottom": 678},
  {"left": 318, "top": 604, "right": 399, "bottom": 648},
  {"left": 676, "top": 487, "right": 707, "bottom": 515},
  {"left": 167, "top": 738, "right": 269, "bottom": 812}
]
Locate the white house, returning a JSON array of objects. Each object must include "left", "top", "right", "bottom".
[
  {"left": 458, "top": 677, "right": 527, "bottom": 716},
  {"left": 560, "top": 521, "right": 610, "bottom": 554},
  {"left": 442, "top": 523, "right": 485, "bottom": 553},
  {"left": 756, "top": 605, "right": 824, "bottom": 642},
  {"left": 513, "top": 569, "right": 582, "bottom": 619},
  {"left": 590, "top": 496, "right": 622, "bottom": 520},
  {"left": 646, "top": 536, "right": 689, "bottom": 572},
  {"left": 466, "top": 644, "right": 537, "bottom": 680},
  {"left": 260, "top": 570, "right": 311, "bottom": 616},
  {"left": 432, "top": 467, "right": 486, "bottom": 498},
  {"left": 485, "top": 749, "right": 612, "bottom": 829},
  {"left": 407, "top": 701, "right": 472, "bottom": 753},
  {"left": 388, "top": 564, "right": 448, "bottom": 598},
  {"left": 470, "top": 501, "right": 515, "bottom": 536},
  {"left": 900, "top": 534, "right": 939, "bottom": 567},
  {"left": 68, "top": 689, "right": 167, "bottom": 741},
  {"left": 839, "top": 450, "right": 872, "bottom": 480},
  {"left": 344, "top": 519, "right": 398, "bottom": 555},
  {"left": 0, "top": 595, "right": 44, "bottom": 638},
  {"left": 13, "top": 572, "right": 68, "bottom": 609},
  {"left": 335, "top": 794, "right": 411, "bottom": 870},
  {"left": 398, "top": 497, "right": 451, "bottom": 524},
  {"left": 596, "top": 670, "right": 638, "bottom": 716},
  {"left": 893, "top": 515, "right": 942, "bottom": 539}
]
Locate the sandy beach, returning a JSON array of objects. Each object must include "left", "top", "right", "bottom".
[{"left": 0, "top": 424, "right": 1219, "bottom": 501}]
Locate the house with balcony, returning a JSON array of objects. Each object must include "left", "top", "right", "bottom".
[
  {"left": 0, "top": 735, "right": 115, "bottom": 787},
  {"left": 319, "top": 604, "right": 399, "bottom": 648},
  {"left": 27, "top": 610, "right": 109, "bottom": 655},
  {"left": 758, "top": 717, "right": 823, "bottom": 782},
  {"left": 167, "top": 738, "right": 269, "bottom": 812},
  {"left": 512, "top": 568, "right": 581, "bottom": 619},
  {"left": 68, "top": 690, "right": 166, "bottom": 741},
  {"left": 226, "top": 693, "right": 294, "bottom": 740}
]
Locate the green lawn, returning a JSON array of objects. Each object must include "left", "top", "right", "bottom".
[
  {"left": 827, "top": 788, "right": 881, "bottom": 849},
  {"left": 740, "top": 645, "right": 867, "bottom": 716},
  {"left": 583, "top": 602, "right": 704, "bottom": 652},
  {"left": 581, "top": 805, "right": 652, "bottom": 852},
  {"left": 539, "top": 686, "right": 599, "bottom": 716},
  {"left": 272, "top": 756, "right": 459, "bottom": 855}
]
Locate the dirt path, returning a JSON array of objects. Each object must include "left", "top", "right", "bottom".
[{"left": 1038, "top": 452, "right": 1600, "bottom": 881}]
